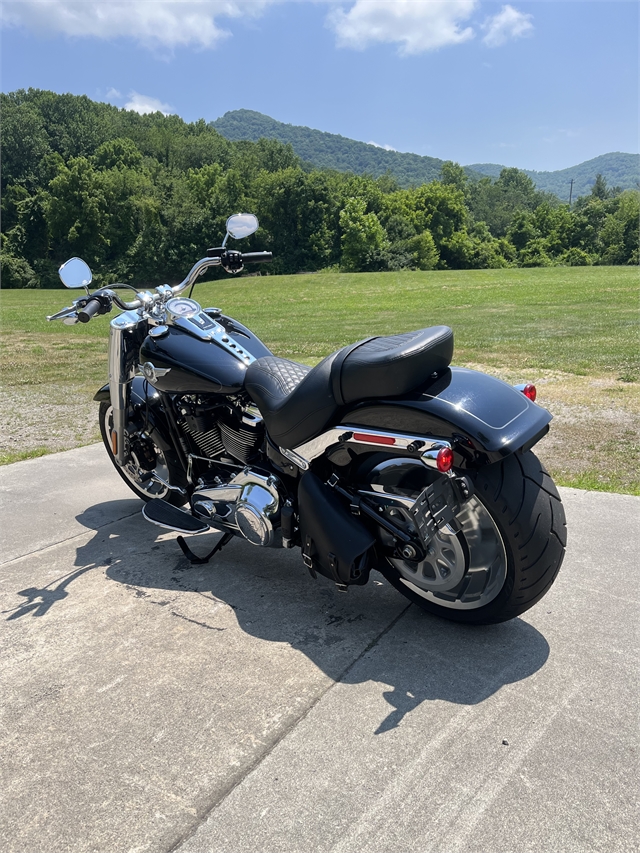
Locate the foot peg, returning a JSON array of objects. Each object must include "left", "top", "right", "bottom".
[
  {"left": 142, "top": 499, "right": 209, "bottom": 534},
  {"left": 142, "top": 499, "right": 234, "bottom": 565}
]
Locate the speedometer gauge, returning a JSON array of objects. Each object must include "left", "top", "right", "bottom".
[{"left": 166, "top": 297, "right": 200, "bottom": 319}]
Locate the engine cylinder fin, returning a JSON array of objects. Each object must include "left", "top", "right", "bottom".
[
  {"left": 181, "top": 420, "right": 226, "bottom": 458},
  {"left": 219, "top": 420, "right": 263, "bottom": 463}
]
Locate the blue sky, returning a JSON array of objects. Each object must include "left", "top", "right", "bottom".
[{"left": 1, "top": 1, "right": 637, "bottom": 171}]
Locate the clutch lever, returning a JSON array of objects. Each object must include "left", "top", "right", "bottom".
[{"left": 47, "top": 305, "right": 79, "bottom": 323}]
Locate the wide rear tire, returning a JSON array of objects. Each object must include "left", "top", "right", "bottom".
[{"left": 377, "top": 451, "right": 567, "bottom": 624}]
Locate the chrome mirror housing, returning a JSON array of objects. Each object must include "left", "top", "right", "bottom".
[
  {"left": 58, "top": 257, "right": 93, "bottom": 289},
  {"left": 225, "top": 213, "right": 259, "bottom": 241}
]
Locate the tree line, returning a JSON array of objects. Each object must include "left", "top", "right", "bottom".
[{"left": 2, "top": 89, "right": 638, "bottom": 289}]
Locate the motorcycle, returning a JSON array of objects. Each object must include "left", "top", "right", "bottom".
[{"left": 48, "top": 213, "right": 566, "bottom": 624}]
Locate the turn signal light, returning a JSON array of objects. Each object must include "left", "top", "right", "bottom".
[{"left": 436, "top": 447, "right": 454, "bottom": 473}]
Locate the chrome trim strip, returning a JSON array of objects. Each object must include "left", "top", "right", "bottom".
[
  {"left": 292, "top": 426, "right": 451, "bottom": 469},
  {"left": 278, "top": 447, "right": 310, "bottom": 471}
]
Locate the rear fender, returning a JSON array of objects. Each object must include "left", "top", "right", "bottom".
[
  {"left": 338, "top": 367, "right": 551, "bottom": 470},
  {"left": 94, "top": 377, "right": 174, "bottom": 450}
]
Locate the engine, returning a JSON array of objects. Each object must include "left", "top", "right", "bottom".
[
  {"left": 190, "top": 469, "right": 282, "bottom": 547},
  {"left": 177, "top": 398, "right": 264, "bottom": 464}
]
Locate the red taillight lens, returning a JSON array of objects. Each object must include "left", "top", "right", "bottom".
[
  {"left": 436, "top": 447, "right": 454, "bottom": 473},
  {"left": 523, "top": 383, "right": 537, "bottom": 402}
]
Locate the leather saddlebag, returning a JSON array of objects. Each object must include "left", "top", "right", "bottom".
[{"left": 298, "top": 471, "right": 375, "bottom": 586}]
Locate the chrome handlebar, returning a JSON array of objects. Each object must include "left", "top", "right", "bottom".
[
  {"left": 102, "top": 256, "right": 221, "bottom": 311},
  {"left": 47, "top": 256, "right": 221, "bottom": 322}
]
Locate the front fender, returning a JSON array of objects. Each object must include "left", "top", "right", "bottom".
[
  {"left": 93, "top": 377, "right": 174, "bottom": 451},
  {"left": 342, "top": 367, "right": 551, "bottom": 468}
]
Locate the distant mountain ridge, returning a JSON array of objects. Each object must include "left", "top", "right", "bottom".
[
  {"left": 211, "top": 109, "right": 460, "bottom": 188},
  {"left": 211, "top": 109, "right": 639, "bottom": 200},
  {"left": 468, "top": 153, "right": 639, "bottom": 200}
]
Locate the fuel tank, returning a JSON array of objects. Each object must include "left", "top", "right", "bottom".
[{"left": 139, "top": 314, "right": 273, "bottom": 395}]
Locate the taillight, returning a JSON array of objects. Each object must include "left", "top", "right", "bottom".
[
  {"left": 436, "top": 447, "right": 454, "bottom": 473},
  {"left": 514, "top": 383, "right": 537, "bottom": 402}
]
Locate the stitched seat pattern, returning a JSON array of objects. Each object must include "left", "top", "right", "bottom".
[{"left": 252, "top": 357, "right": 311, "bottom": 396}]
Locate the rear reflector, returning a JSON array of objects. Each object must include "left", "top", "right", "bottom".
[{"left": 353, "top": 432, "right": 396, "bottom": 446}]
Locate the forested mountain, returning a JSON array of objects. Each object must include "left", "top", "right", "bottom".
[
  {"left": 468, "top": 153, "right": 639, "bottom": 201},
  {"left": 1, "top": 89, "right": 638, "bottom": 289},
  {"left": 211, "top": 109, "right": 453, "bottom": 187},
  {"left": 212, "top": 110, "right": 639, "bottom": 200}
]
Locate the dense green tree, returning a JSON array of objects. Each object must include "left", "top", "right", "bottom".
[
  {"left": 590, "top": 173, "right": 609, "bottom": 200},
  {"left": 0, "top": 98, "right": 51, "bottom": 192},
  {"left": 440, "top": 161, "right": 468, "bottom": 195},
  {"left": 339, "top": 197, "right": 387, "bottom": 271}
]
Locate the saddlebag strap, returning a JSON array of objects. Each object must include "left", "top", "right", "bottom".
[
  {"left": 303, "top": 534, "right": 318, "bottom": 579},
  {"left": 330, "top": 337, "right": 377, "bottom": 406},
  {"left": 303, "top": 534, "right": 341, "bottom": 584}
]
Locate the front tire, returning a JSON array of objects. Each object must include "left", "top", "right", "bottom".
[
  {"left": 377, "top": 451, "right": 567, "bottom": 624},
  {"left": 99, "top": 402, "right": 188, "bottom": 506}
]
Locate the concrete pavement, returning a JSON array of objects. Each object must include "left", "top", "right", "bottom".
[{"left": 0, "top": 446, "right": 638, "bottom": 853}]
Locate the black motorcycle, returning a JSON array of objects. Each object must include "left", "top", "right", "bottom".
[{"left": 48, "top": 213, "right": 566, "bottom": 624}]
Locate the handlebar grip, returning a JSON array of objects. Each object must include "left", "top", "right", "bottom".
[
  {"left": 241, "top": 252, "right": 273, "bottom": 264},
  {"left": 77, "top": 297, "right": 103, "bottom": 323}
]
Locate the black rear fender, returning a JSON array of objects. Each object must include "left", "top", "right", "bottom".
[{"left": 340, "top": 367, "right": 551, "bottom": 470}]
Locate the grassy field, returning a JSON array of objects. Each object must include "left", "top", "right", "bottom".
[{"left": 1, "top": 265, "right": 639, "bottom": 493}]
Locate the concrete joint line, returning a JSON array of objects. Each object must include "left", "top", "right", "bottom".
[{"left": 167, "top": 602, "right": 413, "bottom": 853}]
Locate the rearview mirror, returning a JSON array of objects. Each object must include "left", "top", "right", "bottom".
[
  {"left": 225, "top": 213, "right": 259, "bottom": 241},
  {"left": 58, "top": 257, "right": 93, "bottom": 289}
]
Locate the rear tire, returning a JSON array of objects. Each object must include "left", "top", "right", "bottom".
[
  {"left": 377, "top": 451, "right": 567, "bottom": 624},
  {"left": 99, "top": 401, "right": 188, "bottom": 506}
]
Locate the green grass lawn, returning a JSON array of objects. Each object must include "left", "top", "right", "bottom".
[
  {"left": 1, "top": 265, "right": 639, "bottom": 491},
  {"left": 2, "top": 265, "right": 638, "bottom": 374}
]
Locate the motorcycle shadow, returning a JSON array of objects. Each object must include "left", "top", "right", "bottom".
[{"left": 86, "top": 502, "right": 550, "bottom": 733}]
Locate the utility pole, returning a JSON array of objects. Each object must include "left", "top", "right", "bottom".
[{"left": 568, "top": 178, "right": 574, "bottom": 207}]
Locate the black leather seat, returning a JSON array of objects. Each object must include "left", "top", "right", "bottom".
[{"left": 244, "top": 326, "right": 454, "bottom": 449}]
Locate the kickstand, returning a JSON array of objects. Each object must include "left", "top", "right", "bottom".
[{"left": 176, "top": 532, "right": 234, "bottom": 565}]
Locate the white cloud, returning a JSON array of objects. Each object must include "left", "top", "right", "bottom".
[
  {"left": 368, "top": 141, "right": 396, "bottom": 151},
  {"left": 327, "top": 0, "right": 477, "bottom": 56},
  {"left": 124, "top": 92, "right": 174, "bottom": 115},
  {"left": 0, "top": 1, "right": 275, "bottom": 49},
  {"left": 106, "top": 87, "right": 122, "bottom": 99},
  {"left": 482, "top": 5, "right": 533, "bottom": 48}
]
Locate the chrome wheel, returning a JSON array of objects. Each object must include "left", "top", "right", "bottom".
[
  {"left": 102, "top": 405, "right": 171, "bottom": 500},
  {"left": 389, "top": 495, "right": 508, "bottom": 610}
]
